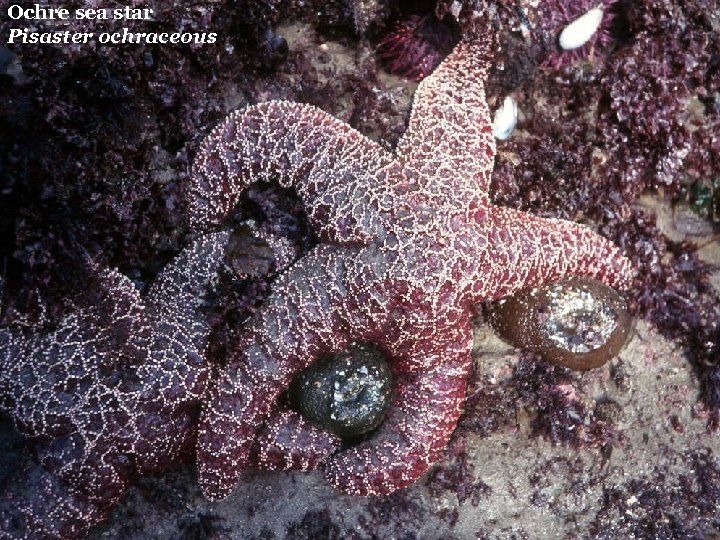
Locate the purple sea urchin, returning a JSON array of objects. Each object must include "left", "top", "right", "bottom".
[{"left": 376, "top": 15, "right": 457, "bottom": 81}]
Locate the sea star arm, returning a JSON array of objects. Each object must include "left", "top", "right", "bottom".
[
  {"left": 395, "top": 31, "right": 496, "bottom": 201},
  {"left": 141, "top": 231, "right": 233, "bottom": 410},
  {"left": 0, "top": 267, "right": 148, "bottom": 539},
  {"left": 196, "top": 244, "right": 359, "bottom": 500},
  {"left": 146, "top": 230, "right": 230, "bottom": 344},
  {"left": 0, "top": 460, "right": 104, "bottom": 539},
  {"left": 188, "top": 101, "right": 395, "bottom": 244},
  {"left": 323, "top": 325, "right": 474, "bottom": 496},
  {"left": 0, "top": 234, "right": 237, "bottom": 538},
  {"left": 472, "top": 207, "right": 634, "bottom": 303},
  {"left": 250, "top": 408, "right": 341, "bottom": 471},
  {"left": 131, "top": 231, "right": 254, "bottom": 470},
  {"left": 0, "top": 326, "right": 29, "bottom": 408},
  {"left": 0, "top": 266, "right": 145, "bottom": 439}
]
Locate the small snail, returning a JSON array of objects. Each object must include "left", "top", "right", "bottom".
[{"left": 559, "top": 6, "right": 605, "bottom": 51}]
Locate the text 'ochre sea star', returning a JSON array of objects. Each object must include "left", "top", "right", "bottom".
[{"left": 188, "top": 25, "right": 634, "bottom": 499}]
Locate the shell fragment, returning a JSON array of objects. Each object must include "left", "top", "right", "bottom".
[
  {"left": 559, "top": 6, "right": 604, "bottom": 51},
  {"left": 493, "top": 96, "right": 518, "bottom": 140}
]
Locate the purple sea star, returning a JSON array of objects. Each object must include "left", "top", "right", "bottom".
[
  {"left": 0, "top": 229, "right": 331, "bottom": 538},
  {"left": 0, "top": 233, "right": 224, "bottom": 537},
  {"left": 188, "top": 23, "right": 634, "bottom": 499}
]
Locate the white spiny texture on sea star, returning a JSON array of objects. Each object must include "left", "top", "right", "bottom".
[
  {"left": 0, "top": 223, "right": 336, "bottom": 538},
  {"left": 188, "top": 25, "right": 634, "bottom": 499},
  {"left": 0, "top": 231, "right": 311, "bottom": 539}
]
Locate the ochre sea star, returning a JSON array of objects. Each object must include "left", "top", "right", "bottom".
[
  {"left": 0, "top": 229, "right": 329, "bottom": 538},
  {"left": 188, "top": 24, "right": 634, "bottom": 499},
  {"left": 0, "top": 233, "right": 226, "bottom": 537}
]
